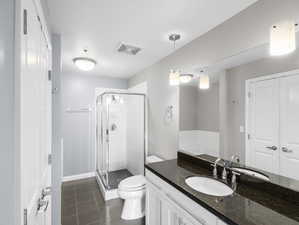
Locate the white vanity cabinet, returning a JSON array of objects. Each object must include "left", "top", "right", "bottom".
[{"left": 146, "top": 169, "right": 228, "bottom": 225}]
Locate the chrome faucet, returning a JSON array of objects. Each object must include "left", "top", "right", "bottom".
[{"left": 212, "top": 158, "right": 222, "bottom": 178}]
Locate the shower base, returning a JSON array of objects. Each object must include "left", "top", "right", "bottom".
[
  {"left": 107, "top": 169, "right": 133, "bottom": 189},
  {"left": 96, "top": 169, "right": 133, "bottom": 201}
]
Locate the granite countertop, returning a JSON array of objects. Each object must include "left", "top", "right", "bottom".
[{"left": 145, "top": 153, "right": 299, "bottom": 225}]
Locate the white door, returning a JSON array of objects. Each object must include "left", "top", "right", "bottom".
[
  {"left": 248, "top": 79, "right": 280, "bottom": 173},
  {"left": 21, "top": 0, "right": 52, "bottom": 224},
  {"left": 279, "top": 74, "right": 299, "bottom": 180}
]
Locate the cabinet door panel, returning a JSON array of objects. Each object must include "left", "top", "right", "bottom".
[{"left": 146, "top": 182, "right": 161, "bottom": 225}]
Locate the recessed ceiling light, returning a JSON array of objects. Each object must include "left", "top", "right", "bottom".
[{"left": 73, "top": 57, "right": 97, "bottom": 71}]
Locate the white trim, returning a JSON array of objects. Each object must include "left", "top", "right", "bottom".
[
  {"left": 245, "top": 69, "right": 299, "bottom": 165},
  {"left": 245, "top": 69, "right": 299, "bottom": 83},
  {"left": 62, "top": 172, "right": 95, "bottom": 182}
]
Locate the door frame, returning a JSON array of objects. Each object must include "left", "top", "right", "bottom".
[{"left": 245, "top": 69, "right": 299, "bottom": 166}]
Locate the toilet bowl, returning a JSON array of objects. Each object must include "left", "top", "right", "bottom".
[
  {"left": 118, "top": 175, "right": 146, "bottom": 220},
  {"left": 118, "top": 155, "right": 163, "bottom": 220}
]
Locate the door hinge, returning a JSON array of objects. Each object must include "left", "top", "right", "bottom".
[
  {"left": 24, "top": 209, "right": 27, "bottom": 225},
  {"left": 48, "top": 154, "right": 52, "bottom": 165},
  {"left": 48, "top": 70, "right": 52, "bottom": 81},
  {"left": 247, "top": 92, "right": 251, "bottom": 98},
  {"left": 37, "top": 15, "right": 43, "bottom": 30},
  {"left": 23, "top": 9, "right": 28, "bottom": 35}
]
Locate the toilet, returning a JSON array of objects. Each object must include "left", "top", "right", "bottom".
[{"left": 118, "top": 155, "right": 163, "bottom": 220}]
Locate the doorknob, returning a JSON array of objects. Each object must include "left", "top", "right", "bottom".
[
  {"left": 266, "top": 146, "right": 277, "bottom": 151},
  {"left": 282, "top": 147, "right": 293, "bottom": 153}
]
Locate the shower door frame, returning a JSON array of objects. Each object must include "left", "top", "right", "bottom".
[{"left": 95, "top": 91, "right": 147, "bottom": 190}]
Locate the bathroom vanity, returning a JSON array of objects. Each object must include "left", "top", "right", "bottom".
[{"left": 145, "top": 152, "right": 299, "bottom": 225}]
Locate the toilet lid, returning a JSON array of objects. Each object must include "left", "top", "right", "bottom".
[{"left": 119, "top": 175, "right": 146, "bottom": 190}]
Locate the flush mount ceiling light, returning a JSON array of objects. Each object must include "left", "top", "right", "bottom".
[
  {"left": 199, "top": 71, "right": 210, "bottom": 90},
  {"left": 73, "top": 49, "right": 97, "bottom": 71},
  {"left": 270, "top": 21, "right": 297, "bottom": 56},
  {"left": 168, "top": 34, "right": 181, "bottom": 86},
  {"left": 180, "top": 74, "right": 193, "bottom": 83},
  {"left": 73, "top": 57, "right": 97, "bottom": 71}
]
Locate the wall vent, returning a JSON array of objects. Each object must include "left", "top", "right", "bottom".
[{"left": 117, "top": 43, "right": 141, "bottom": 55}]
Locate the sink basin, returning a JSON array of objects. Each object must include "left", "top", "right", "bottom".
[
  {"left": 231, "top": 168, "right": 270, "bottom": 181},
  {"left": 185, "top": 177, "right": 233, "bottom": 197}
]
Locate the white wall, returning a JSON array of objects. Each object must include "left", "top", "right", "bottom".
[
  {"left": 51, "top": 34, "right": 62, "bottom": 225},
  {"left": 0, "top": 0, "right": 16, "bottom": 224},
  {"left": 61, "top": 73, "right": 127, "bottom": 177},
  {"left": 179, "top": 130, "right": 219, "bottom": 157},
  {"left": 129, "top": 0, "right": 299, "bottom": 160}
]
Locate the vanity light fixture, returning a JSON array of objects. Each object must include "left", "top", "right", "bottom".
[
  {"left": 270, "top": 21, "right": 297, "bottom": 56},
  {"left": 199, "top": 71, "right": 210, "bottom": 90},
  {"left": 180, "top": 74, "right": 194, "bottom": 83},
  {"left": 168, "top": 34, "right": 181, "bottom": 86},
  {"left": 169, "top": 69, "right": 180, "bottom": 86},
  {"left": 73, "top": 49, "right": 97, "bottom": 71}
]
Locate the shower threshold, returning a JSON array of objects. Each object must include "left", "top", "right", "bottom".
[{"left": 96, "top": 169, "right": 133, "bottom": 201}]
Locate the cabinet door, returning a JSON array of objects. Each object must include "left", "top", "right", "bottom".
[
  {"left": 279, "top": 74, "right": 299, "bottom": 179},
  {"left": 162, "top": 196, "right": 206, "bottom": 225},
  {"left": 146, "top": 182, "right": 161, "bottom": 225}
]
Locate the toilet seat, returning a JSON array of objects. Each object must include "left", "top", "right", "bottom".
[{"left": 118, "top": 175, "right": 146, "bottom": 191}]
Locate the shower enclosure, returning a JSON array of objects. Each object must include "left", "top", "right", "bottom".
[{"left": 96, "top": 92, "right": 146, "bottom": 191}]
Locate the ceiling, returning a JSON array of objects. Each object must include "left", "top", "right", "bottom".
[{"left": 47, "top": 0, "right": 257, "bottom": 78}]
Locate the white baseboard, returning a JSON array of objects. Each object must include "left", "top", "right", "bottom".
[{"left": 63, "top": 172, "right": 95, "bottom": 182}]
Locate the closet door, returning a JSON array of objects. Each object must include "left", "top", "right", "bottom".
[
  {"left": 248, "top": 79, "right": 280, "bottom": 174},
  {"left": 279, "top": 74, "right": 299, "bottom": 179}
]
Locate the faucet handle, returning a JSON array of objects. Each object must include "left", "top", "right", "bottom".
[
  {"left": 210, "top": 163, "right": 218, "bottom": 178},
  {"left": 231, "top": 171, "right": 241, "bottom": 191}
]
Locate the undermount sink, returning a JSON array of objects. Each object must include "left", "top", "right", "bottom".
[
  {"left": 185, "top": 177, "right": 233, "bottom": 197},
  {"left": 231, "top": 168, "right": 270, "bottom": 181}
]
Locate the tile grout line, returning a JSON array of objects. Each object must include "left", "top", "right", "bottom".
[{"left": 74, "top": 185, "right": 80, "bottom": 225}]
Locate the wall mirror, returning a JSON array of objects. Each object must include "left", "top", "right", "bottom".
[{"left": 179, "top": 38, "right": 299, "bottom": 181}]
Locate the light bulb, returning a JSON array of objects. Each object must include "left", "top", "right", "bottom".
[
  {"left": 199, "top": 75, "right": 210, "bottom": 89},
  {"left": 169, "top": 70, "right": 180, "bottom": 86}
]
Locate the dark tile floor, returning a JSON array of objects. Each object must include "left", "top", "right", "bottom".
[{"left": 62, "top": 177, "right": 145, "bottom": 225}]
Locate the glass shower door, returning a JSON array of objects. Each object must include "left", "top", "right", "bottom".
[{"left": 96, "top": 95, "right": 110, "bottom": 188}]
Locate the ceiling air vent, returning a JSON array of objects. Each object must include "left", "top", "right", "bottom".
[{"left": 117, "top": 43, "right": 141, "bottom": 55}]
